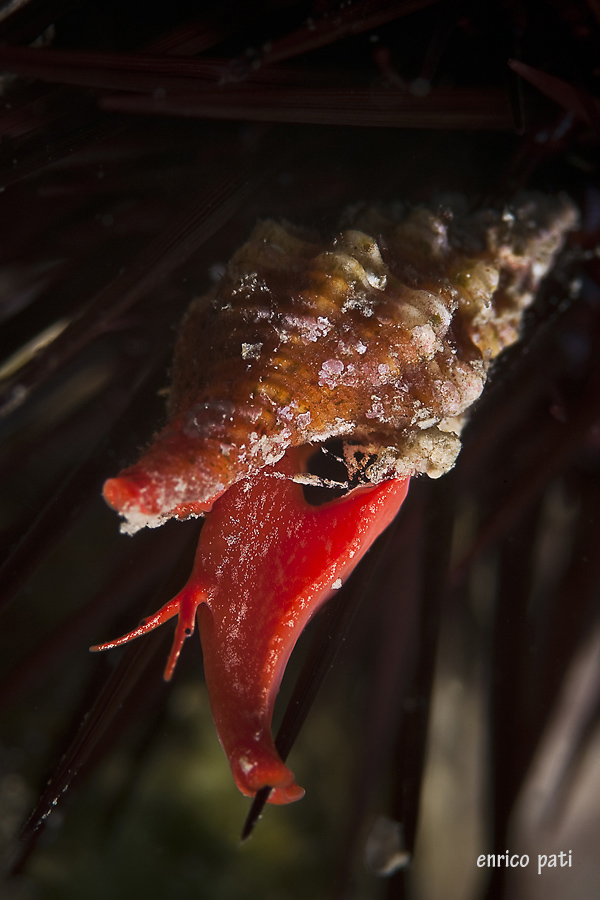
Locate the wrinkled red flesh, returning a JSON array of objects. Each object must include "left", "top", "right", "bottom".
[{"left": 95, "top": 450, "right": 409, "bottom": 803}]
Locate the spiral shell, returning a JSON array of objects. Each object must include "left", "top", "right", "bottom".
[{"left": 105, "top": 192, "right": 578, "bottom": 533}]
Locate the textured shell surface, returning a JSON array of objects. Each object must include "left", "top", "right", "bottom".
[{"left": 107, "top": 192, "right": 578, "bottom": 533}]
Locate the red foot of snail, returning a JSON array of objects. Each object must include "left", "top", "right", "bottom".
[
  {"left": 95, "top": 194, "right": 576, "bottom": 803},
  {"left": 95, "top": 449, "right": 409, "bottom": 803}
]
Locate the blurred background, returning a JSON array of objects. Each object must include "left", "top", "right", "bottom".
[{"left": 0, "top": 1, "right": 599, "bottom": 898}]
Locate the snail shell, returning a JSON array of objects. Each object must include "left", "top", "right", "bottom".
[{"left": 104, "top": 192, "right": 578, "bottom": 533}]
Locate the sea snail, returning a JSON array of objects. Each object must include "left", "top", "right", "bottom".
[{"left": 95, "top": 192, "right": 578, "bottom": 804}]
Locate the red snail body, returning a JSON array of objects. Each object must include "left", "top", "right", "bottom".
[{"left": 95, "top": 192, "right": 577, "bottom": 803}]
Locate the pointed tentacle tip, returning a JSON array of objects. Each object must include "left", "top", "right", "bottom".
[{"left": 88, "top": 619, "right": 156, "bottom": 654}]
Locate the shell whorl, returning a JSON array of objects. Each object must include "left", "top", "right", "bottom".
[{"left": 106, "top": 192, "right": 578, "bottom": 533}]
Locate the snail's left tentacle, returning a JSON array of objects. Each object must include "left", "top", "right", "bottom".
[{"left": 90, "top": 584, "right": 207, "bottom": 681}]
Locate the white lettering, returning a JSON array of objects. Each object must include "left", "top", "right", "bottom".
[{"left": 479, "top": 853, "right": 531, "bottom": 868}]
